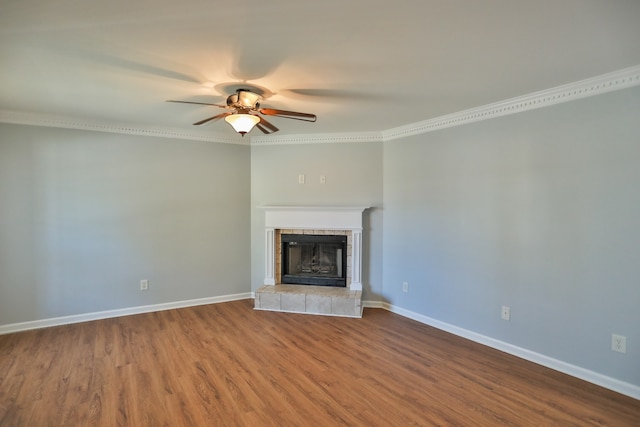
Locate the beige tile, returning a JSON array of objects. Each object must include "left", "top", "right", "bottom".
[
  {"left": 258, "top": 292, "right": 281, "bottom": 310},
  {"left": 306, "top": 294, "right": 332, "bottom": 314},
  {"left": 281, "top": 293, "right": 306, "bottom": 312},
  {"left": 332, "top": 297, "right": 357, "bottom": 316},
  {"left": 255, "top": 285, "right": 362, "bottom": 317}
]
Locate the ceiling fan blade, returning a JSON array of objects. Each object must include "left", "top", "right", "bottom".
[
  {"left": 259, "top": 108, "right": 317, "bottom": 122},
  {"left": 193, "top": 112, "right": 232, "bottom": 126},
  {"left": 255, "top": 123, "right": 270, "bottom": 134},
  {"left": 166, "top": 100, "right": 227, "bottom": 108},
  {"left": 280, "top": 88, "right": 386, "bottom": 102},
  {"left": 256, "top": 116, "right": 279, "bottom": 134}
]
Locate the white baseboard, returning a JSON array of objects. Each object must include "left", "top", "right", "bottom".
[
  {"left": 2, "top": 294, "right": 637, "bottom": 400},
  {"left": 381, "top": 302, "right": 640, "bottom": 401},
  {"left": 363, "top": 300, "right": 384, "bottom": 309},
  {"left": 0, "top": 292, "right": 252, "bottom": 335}
]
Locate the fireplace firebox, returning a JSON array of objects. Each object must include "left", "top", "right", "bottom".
[{"left": 281, "top": 234, "right": 347, "bottom": 287}]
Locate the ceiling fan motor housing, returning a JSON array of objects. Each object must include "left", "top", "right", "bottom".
[{"left": 228, "top": 89, "right": 262, "bottom": 109}]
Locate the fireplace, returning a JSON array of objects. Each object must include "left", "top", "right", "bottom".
[
  {"left": 281, "top": 234, "right": 347, "bottom": 287},
  {"left": 262, "top": 206, "right": 368, "bottom": 291}
]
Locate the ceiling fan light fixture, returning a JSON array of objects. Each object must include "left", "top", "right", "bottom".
[
  {"left": 224, "top": 113, "right": 260, "bottom": 136},
  {"left": 168, "top": 88, "right": 315, "bottom": 135}
]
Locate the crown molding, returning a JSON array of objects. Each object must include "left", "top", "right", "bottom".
[
  {"left": 2, "top": 65, "right": 638, "bottom": 145},
  {"left": 250, "top": 131, "right": 383, "bottom": 146},
  {"left": 0, "top": 110, "right": 246, "bottom": 145},
  {"left": 382, "top": 64, "right": 640, "bottom": 141}
]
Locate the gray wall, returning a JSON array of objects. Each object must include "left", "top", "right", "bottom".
[
  {"left": 250, "top": 142, "right": 384, "bottom": 300},
  {"left": 0, "top": 124, "right": 250, "bottom": 325},
  {"left": 2, "top": 85, "right": 638, "bottom": 388},
  {"left": 382, "top": 86, "right": 640, "bottom": 385}
]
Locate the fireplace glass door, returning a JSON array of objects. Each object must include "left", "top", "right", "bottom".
[{"left": 281, "top": 234, "right": 347, "bottom": 287}]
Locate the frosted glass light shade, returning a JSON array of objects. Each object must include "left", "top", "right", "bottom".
[{"left": 224, "top": 114, "right": 260, "bottom": 136}]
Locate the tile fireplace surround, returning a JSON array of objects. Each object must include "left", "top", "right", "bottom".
[{"left": 255, "top": 206, "right": 368, "bottom": 317}]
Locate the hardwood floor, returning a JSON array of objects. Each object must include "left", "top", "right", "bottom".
[{"left": 1, "top": 299, "right": 638, "bottom": 426}]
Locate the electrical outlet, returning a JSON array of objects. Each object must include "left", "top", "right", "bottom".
[
  {"left": 320, "top": 175, "right": 326, "bottom": 184},
  {"left": 298, "top": 174, "right": 305, "bottom": 184},
  {"left": 140, "top": 279, "right": 149, "bottom": 291},
  {"left": 501, "top": 306, "right": 510, "bottom": 321},
  {"left": 402, "top": 281, "right": 408, "bottom": 292},
  {"left": 612, "top": 334, "right": 626, "bottom": 353}
]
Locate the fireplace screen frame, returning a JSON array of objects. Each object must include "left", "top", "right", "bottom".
[{"left": 281, "top": 234, "right": 348, "bottom": 287}]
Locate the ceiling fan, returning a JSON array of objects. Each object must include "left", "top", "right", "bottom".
[{"left": 167, "top": 89, "right": 317, "bottom": 136}]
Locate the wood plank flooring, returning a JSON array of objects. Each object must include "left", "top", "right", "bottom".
[{"left": 1, "top": 299, "right": 638, "bottom": 426}]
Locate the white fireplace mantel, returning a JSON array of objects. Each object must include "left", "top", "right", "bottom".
[{"left": 262, "top": 206, "right": 369, "bottom": 291}]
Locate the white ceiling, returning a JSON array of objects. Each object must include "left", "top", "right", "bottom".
[{"left": 1, "top": 0, "right": 640, "bottom": 140}]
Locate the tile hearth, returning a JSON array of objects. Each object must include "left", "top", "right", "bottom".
[{"left": 255, "top": 285, "right": 363, "bottom": 318}]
